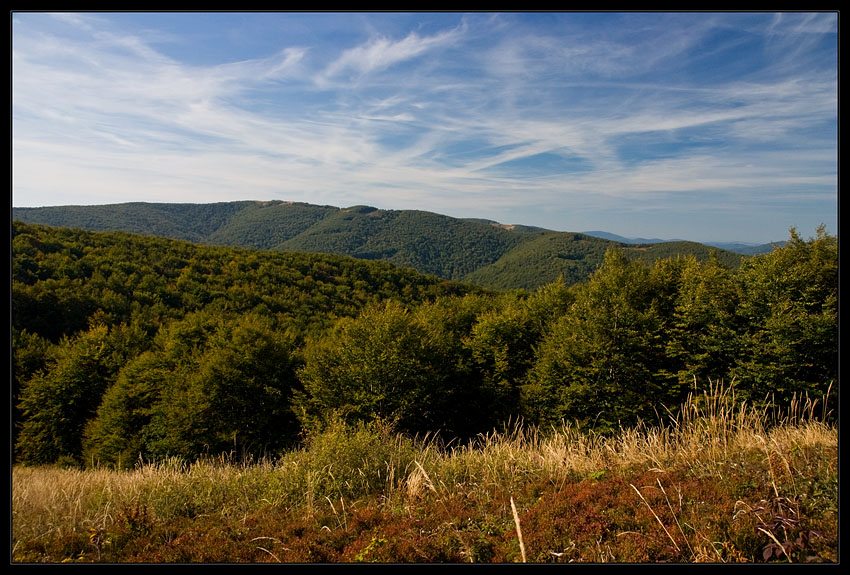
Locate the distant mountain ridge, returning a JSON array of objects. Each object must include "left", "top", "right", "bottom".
[
  {"left": 13, "top": 200, "right": 751, "bottom": 290},
  {"left": 581, "top": 230, "right": 678, "bottom": 244},
  {"left": 582, "top": 231, "right": 783, "bottom": 256}
]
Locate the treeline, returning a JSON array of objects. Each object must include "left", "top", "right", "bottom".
[
  {"left": 11, "top": 222, "right": 471, "bottom": 466},
  {"left": 13, "top": 201, "right": 747, "bottom": 291},
  {"left": 11, "top": 222, "right": 837, "bottom": 469}
]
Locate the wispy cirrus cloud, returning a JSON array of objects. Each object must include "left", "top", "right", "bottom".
[
  {"left": 12, "top": 12, "right": 837, "bottom": 243},
  {"left": 319, "top": 24, "right": 465, "bottom": 84}
]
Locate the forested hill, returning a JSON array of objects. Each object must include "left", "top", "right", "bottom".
[
  {"left": 11, "top": 221, "right": 476, "bottom": 464},
  {"left": 13, "top": 200, "right": 745, "bottom": 290},
  {"left": 12, "top": 221, "right": 837, "bottom": 469}
]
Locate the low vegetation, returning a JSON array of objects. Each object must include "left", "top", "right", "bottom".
[{"left": 12, "top": 387, "right": 837, "bottom": 563}]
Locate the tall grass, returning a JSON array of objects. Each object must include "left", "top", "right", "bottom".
[
  {"left": 12, "top": 383, "right": 837, "bottom": 563},
  {"left": 402, "top": 380, "right": 835, "bottom": 498}
]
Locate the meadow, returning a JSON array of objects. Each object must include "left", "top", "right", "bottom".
[{"left": 12, "top": 385, "right": 837, "bottom": 563}]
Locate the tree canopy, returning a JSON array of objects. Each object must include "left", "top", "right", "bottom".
[
  {"left": 12, "top": 221, "right": 837, "bottom": 466},
  {"left": 13, "top": 201, "right": 746, "bottom": 291}
]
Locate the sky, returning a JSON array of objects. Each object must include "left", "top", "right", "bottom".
[{"left": 11, "top": 12, "right": 838, "bottom": 244}]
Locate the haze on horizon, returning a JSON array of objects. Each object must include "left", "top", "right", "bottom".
[{"left": 11, "top": 12, "right": 838, "bottom": 244}]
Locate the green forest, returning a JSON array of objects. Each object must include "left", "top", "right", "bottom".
[
  {"left": 11, "top": 221, "right": 837, "bottom": 471},
  {"left": 12, "top": 201, "right": 749, "bottom": 291}
]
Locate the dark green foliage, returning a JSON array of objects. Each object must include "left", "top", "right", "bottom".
[
  {"left": 12, "top": 328, "right": 54, "bottom": 449},
  {"left": 525, "top": 249, "right": 677, "bottom": 430},
  {"left": 190, "top": 314, "right": 300, "bottom": 455},
  {"left": 11, "top": 221, "right": 837, "bottom": 466},
  {"left": 462, "top": 232, "right": 611, "bottom": 290},
  {"left": 295, "top": 293, "right": 517, "bottom": 438},
  {"left": 13, "top": 201, "right": 744, "bottom": 291},
  {"left": 15, "top": 323, "right": 147, "bottom": 465},
  {"left": 11, "top": 221, "right": 467, "bottom": 341},
  {"left": 82, "top": 349, "right": 176, "bottom": 468},
  {"left": 412, "top": 294, "right": 501, "bottom": 436},
  {"left": 524, "top": 233, "right": 836, "bottom": 429},
  {"left": 208, "top": 201, "right": 338, "bottom": 250},
  {"left": 82, "top": 312, "right": 302, "bottom": 466},
  {"left": 278, "top": 207, "right": 532, "bottom": 280},
  {"left": 466, "top": 281, "right": 574, "bottom": 424},
  {"left": 664, "top": 255, "right": 744, "bottom": 386},
  {"left": 468, "top": 302, "right": 539, "bottom": 425},
  {"left": 295, "top": 300, "right": 451, "bottom": 435},
  {"left": 731, "top": 226, "right": 838, "bottom": 405},
  {"left": 623, "top": 241, "right": 743, "bottom": 270},
  {"left": 11, "top": 222, "right": 471, "bottom": 465},
  {"left": 88, "top": 313, "right": 300, "bottom": 465},
  {"left": 12, "top": 201, "right": 251, "bottom": 242},
  {"left": 458, "top": 234, "right": 742, "bottom": 292}
]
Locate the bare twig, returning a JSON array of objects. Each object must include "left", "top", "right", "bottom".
[
  {"left": 758, "top": 528, "right": 793, "bottom": 563},
  {"left": 510, "top": 497, "right": 527, "bottom": 563},
  {"left": 256, "top": 546, "right": 281, "bottom": 563},
  {"left": 630, "top": 483, "right": 680, "bottom": 553},
  {"left": 657, "top": 478, "right": 693, "bottom": 556}
]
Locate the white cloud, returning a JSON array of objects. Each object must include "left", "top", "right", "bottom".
[
  {"left": 318, "top": 25, "right": 464, "bottom": 84},
  {"left": 11, "top": 13, "right": 837, "bottom": 242}
]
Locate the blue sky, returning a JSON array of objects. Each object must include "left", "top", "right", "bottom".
[{"left": 12, "top": 12, "right": 837, "bottom": 243}]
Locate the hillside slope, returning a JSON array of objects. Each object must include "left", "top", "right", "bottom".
[
  {"left": 583, "top": 230, "right": 783, "bottom": 256},
  {"left": 277, "top": 206, "right": 536, "bottom": 279},
  {"left": 13, "top": 201, "right": 744, "bottom": 290}
]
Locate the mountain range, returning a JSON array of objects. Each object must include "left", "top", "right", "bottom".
[
  {"left": 12, "top": 200, "right": 768, "bottom": 290},
  {"left": 581, "top": 230, "right": 784, "bottom": 256}
]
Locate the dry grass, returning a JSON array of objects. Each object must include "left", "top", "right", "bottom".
[
  {"left": 402, "top": 381, "right": 834, "bottom": 495},
  {"left": 12, "top": 384, "right": 837, "bottom": 563}
]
